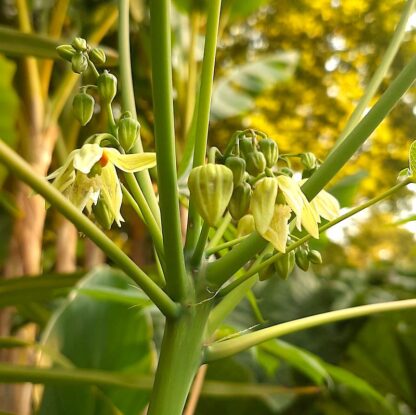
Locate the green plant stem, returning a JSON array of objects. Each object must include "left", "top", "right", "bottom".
[
  {"left": 206, "top": 235, "right": 248, "bottom": 256},
  {"left": 185, "top": 0, "right": 222, "bottom": 254},
  {"left": 147, "top": 302, "right": 211, "bottom": 415},
  {"left": 190, "top": 222, "right": 210, "bottom": 267},
  {"left": 118, "top": 0, "right": 162, "bottom": 226},
  {"left": 207, "top": 213, "right": 232, "bottom": 250},
  {"left": 121, "top": 179, "right": 166, "bottom": 271},
  {"left": 219, "top": 178, "right": 411, "bottom": 297},
  {"left": 335, "top": 0, "right": 416, "bottom": 146},
  {"left": 0, "top": 139, "right": 179, "bottom": 318},
  {"left": 149, "top": 0, "right": 189, "bottom": 302},
  {"left": 204, "top": 298, "right": 416, "bottom": 362},
  {"left": 302, "top": 55, "right": 416, "bottom": 201},
  {"left": 121, "top": 183, "right": 144, "bottom": 222}
]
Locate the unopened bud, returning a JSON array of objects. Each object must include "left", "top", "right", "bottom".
[
  {"left": 56, "top": 44, "right": 76, "bottom": 61},
  {"left": 72, "top": 37, "right": 88, "bottom": 52},
  {"left": 90, "top": 47, "right": 106, "bottom": 65},
  {"left": 117, "top": 113, "right": 140, "bottom": 152},
  {"left": 71, "top": 52, "right": 89, "bottom": 74},
  {"left": 72, "top": 92, "right": 95, "bottom": 126},
  {"left": 97, "top": 70, "right": 117, "bottom": 104}
]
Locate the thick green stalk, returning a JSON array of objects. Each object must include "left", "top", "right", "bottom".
[
  {"left": 185, "top": 0, "right": 222, "bottom": 254},
  {"left": 118, "top": 0, "right": 161, "bottom": 224},
  {"left": 204, "top": 299, "right": 416, "bottom": 362},
  {"left": 147, "top": 303, "right": 211, "bottom": 415},
  {"left": 0, "top": 140, "right": 179, "bottom": 318},
  {"left": 149, "top": 0, "right": 188, "bottom": 301},
  {"left": 335, "top": 0, "right": 416, "bottom": 146},
  {"left": 219, "top": 178, "right": 411, "bottom": 297},
  {"left": 302, "top": 55, "right": 416, "bottom": 200},
  {"left": 205, "top": 233, "right": 267, "bottom": 288}
]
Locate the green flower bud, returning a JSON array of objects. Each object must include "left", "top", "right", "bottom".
[
  {"left": 274, "top": 251, "right": 295, "bottom": 280},
  {"left": 295, "top": 247, "right": 310, "bottom": 271},
  {"left": 89, "top": 47, "right": 106, "bottom": 65},
  {"left": 300, "top": 152, "right": 317, "bottom": 170},
  {"left": 72, "top": 92, "right": 95, "bottom": 126},
  {"left": 228, "top": 181, "right": 252, "bottom": 220},
  {"left": 237, "top": 214, "right": 255, "bottom": 237},
  {"left": 225, "top": 156, "right": 246, "bottom": 186},
  {"left": 56, "top": 44, "right": 76, "bottom": 61},
  {"left": 245, "top": 151, "right": 267, "bottom": 176},
  {"left": 188, "top": 164, "right": 234, "bottom": 226},
  {"left": 259, "top": 252, "right": 276, "bottom": 281},
  {"left": 97, "top": 70, "right": 117, "bottom": 104},
  {"left": 72, "top": 37, "right": 88, "bottom": 52},
  {"left": 71, "top": 51, "right": 89, "bottom": 74},
  {"left": 308, "top": 249, "right": 322, "bottom": 264},
  {"left": 117, "top": 113, "right": 140, "bottom": 152},
  {"left": 258, "top": 138, "right": 279, "bottom": 168},
  {"left": 92, "top": 197, "right": 114, "bottom": 230},
  {"left": 239, "top": 137, "right": 254, "bottom": 157}
]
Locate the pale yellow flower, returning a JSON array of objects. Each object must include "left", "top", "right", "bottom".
[{"left": 46, "top": 143, "right": 156, "bottom": 227}]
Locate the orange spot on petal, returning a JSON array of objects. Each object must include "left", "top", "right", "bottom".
[{"left": 100, "top": 151, "right": 109, "bottom": 167}]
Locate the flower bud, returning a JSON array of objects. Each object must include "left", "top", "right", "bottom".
[
  {"left": 92, "top": 197, "right": 114, "bottom": 230},
  {"left": 237, "top": 214, "right": 255, "bottom": 237},
  {"left": 250, "top": 177, "right": 278, "bottom": 234},
  {"left": 259, "top": 253, "right": 276, "bottom": 281},
  {"left": 308, "top": 249, "right": 322, "bottom": 264},
  {"left": 258, "top": 138, "right": 279, "bottom": 168},
  {"left": 72, "top": 37, "right": 88, "bottom": 52},
  {"left": 117, "top": 112, "right": 140, "bottom": 152},
  {"left": 274, "top": 251, "right": 295, "bottom": 280},
  {"left": 56, "top": 44, "right": 76, "bottom": 61},
  {"left": 72, "top": 92, "right": 95, "bottom": 126},
  {"left": 239, "top": 137, "right": 254, "bottom": 157},
  {"left": 245, "top": 151, "right": 267, "bottom": 176},
  {"left": 90, "top": 47, "right": 106, "bottom": 65},
  {"left": 300, "top": 152, "right": 317, "bottom": 170},
  {"left": 225, "top": 156, "right": 246, "bottom": 186},
  {"left": 228, "top": 181, "right": 252, "bottom": 220},
  {"left": 279, "top": 167, "right": 294, "bottom": 177},
  {"left": 97, "top": 70, "right": 117, "bottom": 104},
  {"left": 295, "top": 246, "right": 310, "bottom": 271},
  {"left": 188, "top": 164, "right": 234, "bottom": 226},
  {"left": 71, "top": 51, "right": 89, "bottom": 73}
]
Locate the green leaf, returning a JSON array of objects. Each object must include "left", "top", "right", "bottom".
[
  {"left": 38, "top": 266, "right": 154, "bottom": 415},
  {"left": 211, "top": 52, "right": 298, "bottom": 121},
  {"left": 260, "top": 340, "right": 330, "bottom": 386},
  {"left": 0, "top": 54, "right": 19, "bottom": 187},
  {"left": 0, "top": 272, "right": 83, "bottom": 308},
  {"left": 223, "top": 0, "right": 271, "bottom": 21},
  {"left": 409, "top": 140, "right": 416, "bottom": 176},
  {"left": 328, "top": 171, "right": 367, "bottom": 207}
]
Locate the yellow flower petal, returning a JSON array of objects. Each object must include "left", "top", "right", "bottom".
[
  {"left": 73, "top": 144, "right": 103, "bottom": 174},
  {"left": 100, "top": 163, "right": 124, "bottom": 226},
  {"left": 105, "top": 148, "right": 156, "bottom": 173},
  {"left": 250, "top": 177, "right": 278, "bottom": 234},
  {"left": 237, "top": 214, "right": 255, "bottom": 237},
  {"left": 310, "top": 190, "right": 340, "bottom": 221},
  {"left": 261, "top": 204, "right": 292, "bottom": 253}
]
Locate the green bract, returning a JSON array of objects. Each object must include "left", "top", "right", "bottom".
[{"left": 188, "top": 164, "right": 233, "bottom": 227}]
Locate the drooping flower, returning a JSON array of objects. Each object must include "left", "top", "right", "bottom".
[
  {"left": 250, "top": 175, "right": 323, "bottom": 252},
  {"left": 46, "top": 143, "right": 156, "bottom": 227}
]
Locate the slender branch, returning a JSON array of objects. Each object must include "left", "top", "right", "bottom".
[
  {"left": 190, "top": 222, "right": 210, "bottom": 267},
  {"left": 206, "top": 235, "right": 248, "bottom": 256},
  {"left": 334, "top": 0, "right": 416, "bottom": 146},
  {"left": 207, "top": 213, "right": 232, "bottom": 250},
  {"left": 204, "top": 299, "right": 416, "bottom": 362},
  {"left": 302, "top": 55, "right": 416, "bottom": 201},
  {"left": 219, "top": 178, "right": 411, "bottom": 297},
  {"left": 149, "top": 0, "right": 189, "bottom": 302},
  {"left": 0, "top": 140, "right": 179, "bottom": 318},
  {"left": 185, "top": 0, "right": 222, "bottom": 254},
  {"left": 118, "top": 0, "right": 162, "bottom": 226}
]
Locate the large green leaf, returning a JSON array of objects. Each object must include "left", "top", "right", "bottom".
[
  {"left": 211, "top": 51, "right": 298, "bottom": 121},
  {"left": 38, "top": 266, "right": 154, "bottom": 415}
]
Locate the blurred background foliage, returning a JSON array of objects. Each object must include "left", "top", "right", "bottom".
[{"left": 0, "top": 0, "right": 416, "bottom": 414}]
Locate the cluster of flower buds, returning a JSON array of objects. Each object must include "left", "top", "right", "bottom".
[
  {"left": 58, "top": 38, "right": 141, "bottom": 154},
  {"left": 187, "top": 129, "right": 340, "bottom": 281}
]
